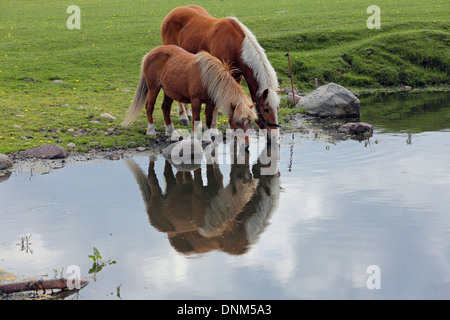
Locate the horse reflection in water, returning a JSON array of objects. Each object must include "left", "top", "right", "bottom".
[{"left": 125, "top": 145, "right": 280, "bottom": 255}]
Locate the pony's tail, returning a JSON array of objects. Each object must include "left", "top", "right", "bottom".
[{"left": 122, "top": 69, "right": 148, "bottom": 127}]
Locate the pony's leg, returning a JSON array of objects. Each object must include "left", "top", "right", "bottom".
[
  {"left": 211, "top": 106, "right": 220, "bottom": 129},
  {"left": 185, "top": 104, "right": 192, "bottom": 120},
  {"left": 203, "top": 103, "right": 220, "bottom": 143},
  {"left": 147, "top": 160, "right": 165, "bottom": 211},
  {"left": 145, "top": 89, "right": 159, "bottom": 136},
  {"left": 190, "top": 100, "right": 201, "bottom": 135},
  {"left": 178, "top": 102, "right": 190, "bottom": 126},
  {"left": 163, "top": 159, "right": 177, "bottom": 194},
  {"left": 203, "top": 103, "right": 214, "bottom": 143},
  {"left": 161, "top": 94, "right": 180, "bottom": 141}
]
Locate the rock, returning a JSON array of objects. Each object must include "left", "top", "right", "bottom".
[
  {"left": 402, "top": 85, "right": 412, "bottom": 91},
  {"left": 23, "top": 78, "right": 37, "bottom": 83},
  {"left": 107, "top": 155, "right": 121, "bottom": 160},
  {"left": 337, "top": 122, "right": 373, "bottom": 136},
  {"left": 67, "top": 142, "right": 76, "bottom": 149},
  {"left": 287, "top": 92, "right": 302, "bottom": 104},
  {"left": 22, "top": 144, "right": 69, "bottom": 159},
  {"left": 0, "top": 171, "right": 12, "bottom": 183},
  {"left": 297, "top": 83, "right": 360, "bottom": 118},
  {"left": 62, "top": 104, "right": 70, "bottom": 107},
  {"left": 0, "top": 154, "right": 13, "bottom": 170},
  {"left": 162, "top": 138, "right": 203, "bottom": 171},
  {"left": 136, "top": 147, "right": 146, "bottom": 152},
  {"left": 100, "top": 113, "right": 116, "bottom": 120}
]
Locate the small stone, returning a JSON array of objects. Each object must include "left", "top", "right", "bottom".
[
  {"left": 100, "top": 113, "right": 116, "bottom": 120},
  {"left": 402, "top": 85, "right": 412, "bottom": 91},
  {"left": 0, "top": 154, "right": 13, "bottom": 170},
  {"left": 13, "top": 125, "right": 22, "bottom": 129},
  {"left": 337, "top": 122, "right": 373, "bottom": 135},
  {"left": 136, "top": 147, "right": 146, "bottom": 152},
  {"left": 287, "top": 92, "right": 302, "bottom": 103},
  {"left": 67, "top": 142, "right": 76, "bottom": 149},
  {"left": 62, "top": 104, "right": 70, "bottom": 107},
  {"left": 22, "top": 144, "right": 69, "bottom": 159}
]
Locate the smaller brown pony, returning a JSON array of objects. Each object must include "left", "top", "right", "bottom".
[{"left": 122, "top": 45, "right": 257, "bottom": 143}]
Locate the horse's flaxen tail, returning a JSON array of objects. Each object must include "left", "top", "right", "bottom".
[{"left": 122, "top": 68, "right": 148, "bottom": 127}]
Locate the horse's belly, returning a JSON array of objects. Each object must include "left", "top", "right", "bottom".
[{"left": 160, "top": 70, "right": 208, "bottom": 104}]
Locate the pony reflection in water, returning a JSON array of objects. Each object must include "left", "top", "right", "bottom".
[{"left": 125, "top": 145, "right": 280, "bottom": 255}]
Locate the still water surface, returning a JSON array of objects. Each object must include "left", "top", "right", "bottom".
[{"left": 1, "top": 92, "right": 449, "bottom": 299}]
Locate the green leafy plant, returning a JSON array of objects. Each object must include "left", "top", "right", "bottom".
[{"left": 88, "top": 247, "right": 116, "bottom": 274}]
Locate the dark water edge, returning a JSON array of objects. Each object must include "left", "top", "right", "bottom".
[{"left": 359, "top": 91, "right": 450, "bottom": 133}]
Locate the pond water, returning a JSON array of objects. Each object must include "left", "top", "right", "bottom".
[{"left": 1, "top": 91, "right": 449, "bottom": 300}]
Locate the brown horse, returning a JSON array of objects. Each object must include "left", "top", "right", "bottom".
[
  {"left": 161, "top": 5, "right": 281, "bottom": 139},
  {"left": 122, "top": 45, "right": 257, "bottom": 142}
]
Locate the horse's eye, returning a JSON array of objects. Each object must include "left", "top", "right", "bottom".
[
  {"left": 236, "top": 121, "right": 240, "bottom": 126},
  {"left": 263, "top": 108, "right": 270, "bottom": 113}
]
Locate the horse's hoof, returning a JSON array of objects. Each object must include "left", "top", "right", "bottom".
[
  {"left": 179, "top": 119, "right": 190, "bottom": 126},
  {"left": 170, "top": 131, "right": 181, "bottom": 141}
]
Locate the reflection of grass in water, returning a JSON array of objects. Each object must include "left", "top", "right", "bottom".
[{"left": 360, "top": 91, "right": 450, "bottom": 133}]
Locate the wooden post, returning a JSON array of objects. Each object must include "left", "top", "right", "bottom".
[{"left": 285, "top": 51, "right": 296, "bottom": 106}]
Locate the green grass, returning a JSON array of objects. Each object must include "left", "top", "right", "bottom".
[{"left": 0, "top": 0, "right": 448, "bottom": 154}]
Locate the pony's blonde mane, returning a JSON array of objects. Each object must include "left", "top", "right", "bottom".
[
  {"left": 195, "top": 51, "right": 256, "bottom": 121},
  {"left": 228, "top": 17, "right": 280, "bottom": 111},
  {"left": 199, "top": 178, "right": 258, "bottom": 237}
]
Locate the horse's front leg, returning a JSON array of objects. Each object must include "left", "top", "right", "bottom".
[
  {"left": 190, "top": 100, "right": 203, "bottom": 138},
  {"left": 162, "top": 94, "right": 179, "bottom": 141},
  {"left": 203, "top": 103, "right": 221, "bottom": 143}
]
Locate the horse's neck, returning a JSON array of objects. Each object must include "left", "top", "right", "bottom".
[{"left": 238, "top": 62, "right": 261, "bottom": 101}]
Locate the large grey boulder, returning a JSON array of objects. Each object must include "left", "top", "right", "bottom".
[
  {"left": 162, "top": 138, "right": 203, "bottom": 171},
  {"left": 22, "top": 144, "right": 69, "bottom": 159},
  {"left": 0, "top": 154, "right": 13, "bottom": 170},
  {"left": 297, "top": 83, "right": 360, "bottom": 118}
]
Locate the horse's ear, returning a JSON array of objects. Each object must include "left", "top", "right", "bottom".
[{"left": 262, "top": 89, "right": 269, "bottom": 100}]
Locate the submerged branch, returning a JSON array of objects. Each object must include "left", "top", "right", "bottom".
[{"left": 0, "top": 278, "right": 89, "bottom": 295}]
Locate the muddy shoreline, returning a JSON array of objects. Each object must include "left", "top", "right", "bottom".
[{"left": 1, "top": 112, "right": 368, "bottom": 174}]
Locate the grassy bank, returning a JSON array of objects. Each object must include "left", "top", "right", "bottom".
[{"left": 0, "top": 0, "right": 448, "bottom": 154}]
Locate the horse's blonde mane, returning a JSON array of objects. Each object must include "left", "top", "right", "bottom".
[
  {"left": 195, "top": 51, "right": 256, "bottom": 121},
  {"left": 228, "top": 17, "right": 280, "bottom": 111}
]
